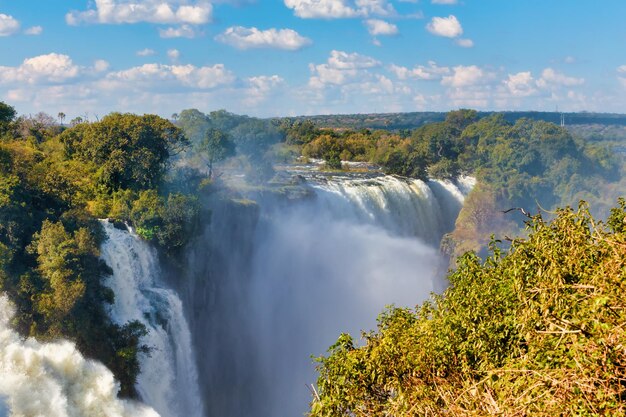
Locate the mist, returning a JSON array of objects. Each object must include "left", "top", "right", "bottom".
[
  {"left": 174, "top": 174, "right": 471, "bottom": 417},
  {"left": 0, "top": 295, "right": 159, "bottom": 417}
]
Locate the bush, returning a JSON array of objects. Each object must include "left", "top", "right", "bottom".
[{"left": 311, "top": 202, "right": 626, "bottom": 416}]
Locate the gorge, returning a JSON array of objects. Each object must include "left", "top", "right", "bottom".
[{"left": 0, "top": 172, "right": 471, "bottom": 417}]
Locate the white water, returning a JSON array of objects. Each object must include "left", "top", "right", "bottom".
[
  {"left": 99, "top": 221, "right": 203, "bottom": 417},
  {"left": 242, "top": 174, "right": 473, "bottom": 416},
  {"left": 311, "top": 175, "right": 474, "bottom": 244},
  {"left": 0, "top": 295, "right": 159, "bottom": 417}
]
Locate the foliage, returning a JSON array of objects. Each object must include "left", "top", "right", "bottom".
[
  {"left": 311, "top": 202, "right": 626, "bottom": 416},
  {"left": 197, "top": 128, "right": 236, "bottom": 179},
  {"left": 59, "top": 113, "right": 188, "bottom": 191}
]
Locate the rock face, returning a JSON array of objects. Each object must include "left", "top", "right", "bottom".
[{"left": 164, "top": 196, "right": 261, "bottom": 417}]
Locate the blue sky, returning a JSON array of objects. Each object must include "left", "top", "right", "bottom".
[{"left": 0, "top": 0, "right": 625, "bottom": 118}]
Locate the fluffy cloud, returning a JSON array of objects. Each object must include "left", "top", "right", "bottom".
[
  {"left": 104, "top": 62, "right": 235, "bottom": 89},
  {"left": 167, "top": 49, "right": 180, "bottom": 61},
  {"left": 309, "top": 50, "right": 381, "bottom": 87},
  {"left": 284, "top": 0, "right": 394, "bottom": 19},
  {"left": 244, "top": 75, "right": 285, "bottom": 105},
  {"left": 536, "top": 68, "right": 584, "bottom": 88},
  {"left": 432, "top": 0, "right": 457, "bottom": 4},
  {"left": 0, "top": 53, "right": 80, "bottom": 84},
  {"left": 364, "top": 19, "right": 398, "bottom": 36},
  {"left": 503, "top": 71, "right": 537, "bottom": 97},
  {"left": 215, "top": 26, "right": 312, "bottom": 50},
  {"left": 24, "top": 26, "right": 43, "bottom": 36},
  {"left": 441, "top": 65, "right": 489, "bottom": 87},
  {"left": 426, "top": 15, "right": 462, "bottom": 38},
  {"left": 93, "top": 60, "right": 110, "bottom": 72},
  {"left": 0, "top": 14, "right": 20, "bottom": 36},
  {"left": 66, "top": 0, "right": 212, "bottom": 25},
  {"left": 159, "top": 24, "right": 199, "bottom": 38},
  {"left": 455, "top": 38, "right": 473, "bottom": 48},
  {"left": 327, "top": 50, "right": 381, "bottom": 69},
  {"left": 137, "top": 48, "right": 157, "bottom": 56},
  {"left": 389, "top": 61, "right": 450, "bottom": 80}
]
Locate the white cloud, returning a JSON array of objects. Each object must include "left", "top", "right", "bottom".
[
  {"left": 455, "top": 38, "right": 473, "bottom": 48},
  {"left": 426, "top": 15, "right": 462, "bottom": 38},
  {"left": 364, "top": 19, "right": 398, "bottom": 36},
  {"left": 0, "top": 53, "right": 80, "bottom": 84},
  {"left": 137, "top": 48, "right": 157, "bottom": 56},
  {"left": 93, "top": 60, "right": 110, "bottom": 72},
  {"left": 503, "top": 71, "right": 537, "bottom": 97},
  {"left": 536, "top": 68, "right": 584, "bottom": 89},
  {"left": 441, "top": 65, "right": 488, "bottom": 87},
  {"left": 432, "top": 0, "right": 457, "bottom": 4},
  {"left": 167, "top": 49, "right": 181, "bottom": 61},
  {"left": 216, "top": 26, "right": 312, "bottom": 50},
  {"left": 159, "top": 24, "right": 199, "bottom": 38},
  {"left": 105, "top": 63, "right": 235, "bottom": 89},
  {"left": 24, "top": 26, "right": 43, "bottom": 36},
  {"left": 327, "top": 50, "right": 380, "bottom": 69},
  {"left": 66, "top": 0, "right": 212, "bottom": 26},
  {"left": 284, "top": 0, "right": 395, "bottom": 19},
  {"left": 309, "top": 50, "right": 381, "bottom": 87},
  {"left": 0, "top": 14, "right": 20, "bottom": 36},
  {"left": 244, "top": 75, "right": 285, "bottom": 105},
  {"left": 389, "top": 61, "right": 450, "bottom": 80}
]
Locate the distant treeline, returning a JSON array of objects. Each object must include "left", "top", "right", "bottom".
[{"left": 281, "top": 111, "right": 626, "bottom": 131}]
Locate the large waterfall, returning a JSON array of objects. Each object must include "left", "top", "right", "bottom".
[
  {"left": 179, "top": 173, "right": 474, "bottom": 417},
  {"left": 0, "top": 174, "right": 472, "bottom": 417},
  {"left": 99, "top": 221, "right": 203, "bottom": 417}
]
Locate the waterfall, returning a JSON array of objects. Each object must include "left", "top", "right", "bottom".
[
  {"left": 0, "top": 294, "right": 159, "bottom": 417},
  {"left": 181, "top": 174, "right": 474, "bottom": 417},
  {"left": 99, "top": 221, "right": 203, "bottom": 417},
  {"left": 310, "top": 175, "right": 475, "bottom": 244}
]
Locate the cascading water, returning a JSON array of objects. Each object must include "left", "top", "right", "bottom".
[
  {"left": 0, "top": 295, "right": 159, "bottom": 417},
  {"left": 179, "top": 173, "right": 474, "bottom": 417},
  {"left": 99, "top": 221, "right": 203, "bottom": 417}
]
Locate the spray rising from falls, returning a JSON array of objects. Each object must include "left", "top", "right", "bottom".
[
  {"left": 0, "top": 295, "right": 159, "bottom": 417},
  {"left": 99, "top": 221, "right": 203, "bottom": 417},
  {"left": 183, "top": 173, "right": 474, "bottom": 417}
]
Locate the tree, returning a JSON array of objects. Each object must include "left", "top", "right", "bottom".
[
  {"left": 60, "top": 113, "right": 188, "bottom": 191},
  {"left": 58, "top": 112, "right": 66, "bottom": 126},
  {"left": 0, "top": 102, "right": 16, "bottom": 124},
  {"left": 197, "top": 128, "right": 235, "bottom": 179}
]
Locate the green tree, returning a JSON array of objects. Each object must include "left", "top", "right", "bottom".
[
  {"left": 0, "top": 102, "right": 15, "bottom": 123},
  {"left": 60, "top": 113, "right": 188, "bottom": 191},
  {"left": 198, "top": 128, "right": 236, "bottom": 179}
]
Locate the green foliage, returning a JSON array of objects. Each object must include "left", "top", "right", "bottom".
[
  {"left": 128, "top": 190, "right": 199, "bottom": 251},
  {"left": 198, "top": 128, "right": 236, "bottom": 179},
  {"left": 0, "top": 101, "right": 16, "bottom": 134},
  {"left": 311, "top": 203, "right": 626, "bottom": 416},
  {"left": 60, "top": 113, "right": 188, "bottom": 191}
]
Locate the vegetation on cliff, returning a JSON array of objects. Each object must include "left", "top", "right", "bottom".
[{"left": 310, "top": 202, "right": 626, "bottom": 416}]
